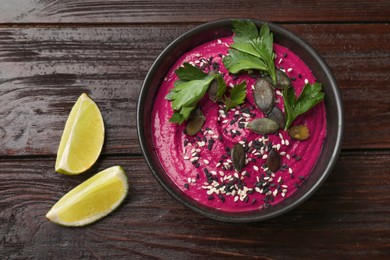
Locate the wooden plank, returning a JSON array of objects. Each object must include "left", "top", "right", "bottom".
[
  {"left": 1, "top": 151, "right": 389, "bottom": 258},
  {"left": 0, "top": 24, "right": 389, "bottom": 156},
  {"left": 0, "top": 0, "right": 389, "bottom": 24}
]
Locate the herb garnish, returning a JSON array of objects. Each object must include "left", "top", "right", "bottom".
[
  {"left": 283, "top": 82, "right": 325, "bottom": 130},
  {"left": 224, "top": 81, "right": 247, "bottom": 111},
  {"left": 166, "top": 63, "right": 226, "bottom": 124},
  {"left": 223, "top": 20, "right": 276, "bottom": 84}
]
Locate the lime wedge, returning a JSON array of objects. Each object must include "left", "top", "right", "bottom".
[
  {"left": 46, "top": 166, "right": 128, "bottom": 226},
  {"left": 55, "top": 93, "right": 104, "bottom": 175}
]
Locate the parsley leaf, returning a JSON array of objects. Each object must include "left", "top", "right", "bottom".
[
  {"left": 166, "top": 63, "right": 225, "bottom": 124},
  {"left": 223, "top": 20, "right": 276, "bottom": 84},
  {"left": 283, "top": 82, "right": 325, "bottom": 130},
  {"left": 175, "top": 62, "right": 208, "bottom": 81},
  {"left": 222, "top": 49, "right": 268, "bottom": 74},
  {"left": 224, "top": 81, "right": 247, "bottom": 111}
]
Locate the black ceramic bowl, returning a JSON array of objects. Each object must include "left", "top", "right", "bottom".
[{"left": 137, "top": 19, "right": 343, "bottom": 222}]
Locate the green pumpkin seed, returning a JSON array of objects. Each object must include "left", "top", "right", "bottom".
[
  {"left": 185, "top": 108, "right": 205, "bottom": 136},
  {"left": 268, "top": 106, "right": 285, "bottom": 129},
  {"left": 207, "top": 79, "right": 219, "bottom": 102},
  {"left": 266, "top": 69, "right": 291, "bottom": 89},
  {"left": 246, "top": 118, "right": 279, "bottom": 134},
  {"left": 231, "top": 143, "right": 246, "bottom": 172},
  {"left": 288, "top": 125, "right": 310, "bottom": 140},
  {"left": 267, "top": 149, "right": 281, "bottom": 173},
  {"left": 253, "top": 78, "right": 275, "bottom": 114}
]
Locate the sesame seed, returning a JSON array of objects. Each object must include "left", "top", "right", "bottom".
[
  {"left": 183, "top": 156, "right": 190, "bottom": 160},
  {"left": 305, "top": 79, "right": 309, "bottom": 84},
  {"left": 277, "top": 176, "right": 282, "bottom": 183},
  {"left": 262, "top": 154, "right": 268, "bottom": 160},
  {"left": 287, "top": 68, "right": 293, "bottom": 72},
  {"left": 273, "top": 189, "right": 278, "bottom": 196},
  {"left": 276, "top": 90, "right": 282, "bottom": 96},
  {"left": 282, "top": 185, "right": 288, "bottom": 188},
  {"left": 187, "top": 177, "right": 192, "bottom": 183},
  {"left": 190, "top": 157, "right": 199, "bottom": 162},
  {"left": 288, "top": 167, "right": 293, "bottom": 174},
  {"left": 253, "top": 165, "right": 259, "bottom": 171},
  {"left": 195, "top": 53, "right": 201, "bottom": 57},
  {"left": 184, "top": 183, "right": 189, "bottom": 189},
  {"left": 198, "top": 141, "right": 206, "bottom": 147},
  {"left": 285, "top": 139, "right": 290, "bottom": 146},
  {"left": 281, "top": 139, "right": 285, "bottom": 145},
  {"left": 280, "top": 151, "right": 286, "bottom": 156},
  {"left": 203, "top": 159, "right": 210, "bottom": 165},
  {"left": 281, "top": 193, "right": 286, "bottom": 197},
  {"left": 217, "top": 39, "right": 222, "bottom": 44},
  {"left": 211, "top": 170, "right": 217, "bottom": 176},
  {"left": 278, "top": 58, "right": 283, "bottom": 64},
  {"left": 216, "top": 162, "right": 221, "bottom": 167},
  {"left": 255, "top": 187, "right": 261, "bottom": 193},
  {"left": 276, "top": 144, "right": 281, "bottom": 150},
  {"left": 286, "top": 154, "right": 291, "bottom": 160},
  {"left": 219, "top": 171, "right": 225, "bottom": 176}
]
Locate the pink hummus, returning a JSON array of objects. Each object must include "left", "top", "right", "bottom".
[{"left": 152, "top": 36, "right": 326, "bottom": 212}]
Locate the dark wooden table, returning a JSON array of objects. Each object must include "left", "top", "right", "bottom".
[{"left": 1, "top": 1, "right": 389, "bottom": 259}]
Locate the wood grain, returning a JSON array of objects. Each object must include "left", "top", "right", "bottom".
[
  {"left": 1, "top": 151, "right": 389, "bottom": 258},
  {"left": 0, "top": 24, "right": 389, "bottom": 156},
  {"left": 0, "top": 0, "right": 389, "bottom": 24}
]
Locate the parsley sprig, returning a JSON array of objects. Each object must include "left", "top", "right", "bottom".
[
  {"left": 166, "top": 63, "right": 246, "bottom": 124},
  {"left": 224, "top": 81, "right": 247, "bottom": 111},
  {"left": 283, "top": 82, "right": 325, "bottom": 130},
  {"left": 223, "top": 20, "right": 276, "bottom": 84}
]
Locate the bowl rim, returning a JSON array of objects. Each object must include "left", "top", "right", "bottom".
[{"left": 137, "top": 18, "right": 344, "bottom": 222}]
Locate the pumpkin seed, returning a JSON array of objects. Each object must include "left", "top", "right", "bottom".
[
  {"left": 247, "top": 118, "right": 279, "bottom": 134},
  {"left": 268, "top": 106, "right": 285, "bottom": 129},
  {"left": 253, "top": 78, "right": 275, "bottom": 114},
  {"left": 185, "top": 108, "right": 205, "bottom": 136},
  {"left": 231, "top": 143, "right": 246, "bottom": 172},
  {"left": 207, "top": 79, "right": 219, "bottom": 102},
  {"left": 288, "top": 125, "right": 310, "bottom": 140},
  {"left": 267, "top": 149, "right": 281, "bottom": 173},
  {"left": 266, "top": 69, "right": 291, "bottom": 89}
]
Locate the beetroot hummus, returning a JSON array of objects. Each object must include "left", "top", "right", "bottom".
[{"left": 151, "top": 36, "right": 326, "bottom": 212}]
